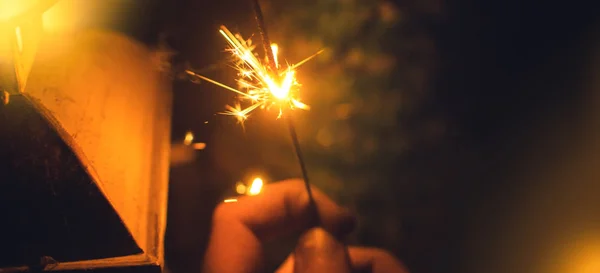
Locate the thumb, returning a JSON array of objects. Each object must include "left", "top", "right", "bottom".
[{"left": 293, "top": 227, "right": 353, "bottom": 273}]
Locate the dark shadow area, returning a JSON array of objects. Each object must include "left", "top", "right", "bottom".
[{"left": 0, "top": 95, "right": 141, "bottom": 268}]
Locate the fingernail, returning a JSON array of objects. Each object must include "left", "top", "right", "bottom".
[{"left": 294, "top": 228, "right": 352, "bottom": 273}]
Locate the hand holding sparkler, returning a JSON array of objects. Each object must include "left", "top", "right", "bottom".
[
  {"left": 186, "top": 1, "right": 408, "bottom": 272},
  {"left": 186, "top": 3, "right": 323, "bottom": 224},
  {"left": 203, "top": 180, "right": 408, "bottom": 273}
]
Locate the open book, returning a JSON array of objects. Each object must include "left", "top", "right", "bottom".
[{"left": 0, "top": 28, "right": 171, "bottom": 272}]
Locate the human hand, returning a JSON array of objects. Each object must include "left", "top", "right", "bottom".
[{"left": 202, "top": 179, "right": 409, "bottom": 273}]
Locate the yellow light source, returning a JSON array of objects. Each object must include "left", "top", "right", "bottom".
[
  {"left": 223, "top": 198, "right": 238, "bottom": 203},
  {"left": 0, "top": 0, "right": 52, "bottom": 94},
  {"left": 247, "top": 177, "right": 263, "bottom": 196}
]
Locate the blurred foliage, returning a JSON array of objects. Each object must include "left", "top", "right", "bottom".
[{"left": 262, "top": 0, "right": 440, "bottom": 248}]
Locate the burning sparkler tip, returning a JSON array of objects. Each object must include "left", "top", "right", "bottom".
[{"left": 189, "top": 25, "right": 319, "bottom": 123}]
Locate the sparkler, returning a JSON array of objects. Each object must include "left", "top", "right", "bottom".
[
  {"left": 186, "top": 0, "right": 321, "bottom": 225},
  {"left": 184, "top": 26, "right": 322, "bottom": 120}
]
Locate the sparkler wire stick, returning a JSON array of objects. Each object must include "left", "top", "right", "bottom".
[
  {"left": 250, "top": 0, "right": 277, "bottom": 72},
  {"left": 250, "top": 0, "right": 320, "bottom": 224},
  {"left": 286, "top": 116, "right": 317, "bottom": 213}
]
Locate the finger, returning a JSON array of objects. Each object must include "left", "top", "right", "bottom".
[
  {"left": 275, "top": 246, "right": 409, "bottom": 273},
  {"left": 215, "top": 179, "right": 355, "bottom": 239},
  {"left": 292, "top": 228, "right": 353, "bottom": 273},
  {"left": 203, "top": 180, "right": 356, "bottom": 273},
  {"left": 275, "top": 254, "right": 294, "bottom": 273}
]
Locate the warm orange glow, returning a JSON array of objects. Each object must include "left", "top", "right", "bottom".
[
  {"left": 0, "top": 0, "right": 49, "bottom": 93},
  {"left": 15, "top": 26, "right": 23, "bottom": 52},
  {"left": 565, "top": 241, "right": 600, "bottom": 273},
  {"left": 186, "top": 26, "right": 321, "bottom": 122},
  {"left": 182, "top": 131, "right": 206, "bottom": 150},
  {"left": 41, "top": 1, "right": 135, "bottom": 34},
  {"left": 2, "top": 90, "right": 9, "bottom": 105},
  {"left": 0, "top": 0, "right": 38, "bottom": 21},
  {"left": 548, "top": 234, "right": 600, "bottom": 273},
  {"left": 41, "top": 0, "right": 74, "bottom": 33},
  {"left": 223, "top": 198, "right": 238, "bottom": 203},
  {"left": 247, "top": 177, "right": 263, "bottom": 196},
  {"left": 192, "top": 142, "right": 206, "bottom": 150},
  {"left": 20, "top": 30, "right": 173, "bottom": 259}
]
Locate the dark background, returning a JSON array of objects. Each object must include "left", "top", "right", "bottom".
[{"left": 7, "top": 0, "right": 599, "bottom": 272}]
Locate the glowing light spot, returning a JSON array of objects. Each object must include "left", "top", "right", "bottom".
[
  {"left": 2, "top": 90, "right": 9, "bottom": 105},
  {"left": 223, "top": 198, "right": 238, "bottom": 203},
  {"left": 15, "top": 26, "right": 23, "bottom": 53},
  {"left": 192, "top": 143, "right": 206, "bottom": 150},
  {"left": 566, "top": 241, "right": 600, "bottom": 273},
  {"left": 247, "top": 177, "right": 263, "bottom": 196},
  {"left": 183, "top": 131, "right": 194, "bottom": 145},
  {"left": 271, "top": 43, "right": 279, "bottom": 68},
  {"left": 235, "top": 182, "right": 247, "bottom": 195}
]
